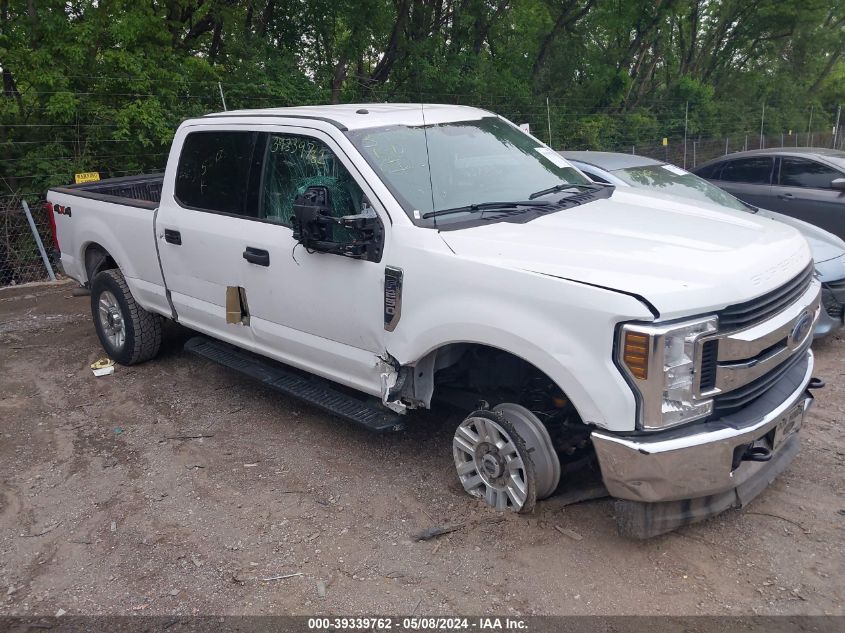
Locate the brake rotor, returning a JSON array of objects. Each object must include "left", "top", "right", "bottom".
[{"left": 493, "top": 403, "right": 561, "bottom": 500}]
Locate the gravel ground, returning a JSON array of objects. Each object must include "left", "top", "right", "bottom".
[{"left": 0, "top": 280, "right": 843, "bottom": 617}]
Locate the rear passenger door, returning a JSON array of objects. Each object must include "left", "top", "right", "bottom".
[
  {"left": 772, "top": 157, "right": 845, "bottom": 239},
  {"left": 156, "top": 128, "right": 264, "bottom": 348},
  {"left": 710, "top": 156, "right": 774, "bottom": 208}
]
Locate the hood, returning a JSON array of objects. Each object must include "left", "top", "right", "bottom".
[
  {"left": 754, "top": 208, "right": 845, "bottom": 263},
  {"left": 439, "top": 189, "right": 812, "bottom": 319},
  {"left": 608, "top": 185, "right": 845, "bottom": 266}
]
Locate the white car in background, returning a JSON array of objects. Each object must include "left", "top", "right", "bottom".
[{"left": 562, "top": 151, "right": 845, "bottom": 339}]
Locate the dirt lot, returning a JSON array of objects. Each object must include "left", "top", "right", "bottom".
[{"left": 0, "top": 279, "right": 843, "bottom": 617}]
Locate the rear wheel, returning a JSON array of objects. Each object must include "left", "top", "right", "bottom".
[{"left": 90, "top": 269, "right": 162, "bottom": 365}]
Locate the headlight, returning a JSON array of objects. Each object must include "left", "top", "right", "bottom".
[{"left": 617, "top": 316, "right": 718, "bottom": 430}]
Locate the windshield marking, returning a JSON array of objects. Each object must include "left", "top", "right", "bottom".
[{"left": 346, "top": 116, "right": 591, "bottom": 227}]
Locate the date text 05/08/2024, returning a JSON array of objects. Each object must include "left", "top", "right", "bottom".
[{"left": 307, "top": 617, "right": 528, "bottom": 631}]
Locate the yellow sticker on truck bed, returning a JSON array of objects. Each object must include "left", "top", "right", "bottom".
[{"left": 74, "top": 172, "right": 100, "bottom": 184}]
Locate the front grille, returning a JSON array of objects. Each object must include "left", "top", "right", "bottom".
[
  {"left": 717, "top": 264, "right": 814, "bottom": 331},
  {"left": 698, "top": 339, "right": 718, "bottom": 391},
  {"left": 712, "top": 340, "right": 810, "bottom": 415}
]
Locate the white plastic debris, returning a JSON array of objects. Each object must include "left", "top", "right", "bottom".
[{"left": 91, "top": 358, "right": 115, "bottom": 377}]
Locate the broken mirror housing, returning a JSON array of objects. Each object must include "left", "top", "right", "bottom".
[{"left": 292, "top": 185, "right": 383, "bottom": 260}]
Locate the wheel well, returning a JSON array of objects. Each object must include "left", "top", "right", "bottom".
[
  {"left": 406, "top": 343, "right": 594, "bottom": 463},
  {"left": 420, "top": 343, "right": 570, "bottom": 410},
  {"left": 84, "top": 243, "right": 118, "bottom": 283}
]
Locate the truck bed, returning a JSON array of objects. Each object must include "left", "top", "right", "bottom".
[
  {"left": 48, "top": 172, "right": 169, "bottom": 314},
  {"left": 50, "top": 173, "right": 163, "bottom": 209}
]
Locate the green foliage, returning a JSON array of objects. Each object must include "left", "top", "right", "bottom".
[{"left": 1, "top": 0, "right": 843, "bottom": 201}]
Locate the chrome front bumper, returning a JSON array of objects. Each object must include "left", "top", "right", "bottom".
[{"left": 593, "top": 350, "right": 814, "bottom": 503}]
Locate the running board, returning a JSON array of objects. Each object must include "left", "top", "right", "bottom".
[{"left": 184, "top": 337, "right": 405, "bottom": 432}]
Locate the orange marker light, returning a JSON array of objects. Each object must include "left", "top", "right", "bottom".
[{"left": 623, "top": 331, "right": 650, "bottom": 380}]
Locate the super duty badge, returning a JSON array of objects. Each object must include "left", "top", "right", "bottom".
[{"left": 384, "top": 266, "right": 403, "bottom": 332}]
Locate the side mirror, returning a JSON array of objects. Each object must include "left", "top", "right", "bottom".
[
  {"left": 831, "top": 178, "right": 845, "bottom": 191},
  {"left": 291, "top": 185, "right": 332, "bottom": 244},
  {"left": 291, "top": 186, "right": 383, "bottom": 260}
]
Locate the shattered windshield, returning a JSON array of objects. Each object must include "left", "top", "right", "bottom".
[{"left": 346, "top": 116, "right": 589, "bottom": 225}]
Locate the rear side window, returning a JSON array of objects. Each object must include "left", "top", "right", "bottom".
[
  {"left": 779, "top": 157, "right": 844, "bottom": 189},
  {"left": 694, "top": 162, "right": 723, "bottom": 179},
  {"left": 175, "top": 131, "right": 257, "bottom": 215},
  {"left": 718, "top": 157, "right": 773, "bottom": 184}
]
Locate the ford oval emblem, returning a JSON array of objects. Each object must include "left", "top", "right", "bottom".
[{"left": 789, "top": 311, "right": 813, "bottom": 346}]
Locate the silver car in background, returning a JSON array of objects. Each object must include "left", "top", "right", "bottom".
[{"left": 561, "top": 150, "right": 845, "bottom": 338}]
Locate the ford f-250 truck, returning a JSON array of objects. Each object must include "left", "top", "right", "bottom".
[{"left": 47, "top": 104, "right": 824, "bottom": 538}]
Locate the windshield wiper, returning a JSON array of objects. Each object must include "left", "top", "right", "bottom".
[
  {"left": 528, "top": 183, "right": 604, "bottom": 200},
  {"left": 422, "top": 200, "right": 548, "bottom": 219}
]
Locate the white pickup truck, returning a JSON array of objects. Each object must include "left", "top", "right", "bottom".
[{"left": 47, "top": 104, "right": 824, "bottom": 537}]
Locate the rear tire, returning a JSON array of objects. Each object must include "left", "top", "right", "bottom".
[{"left": 90, "top": 269, "right": 162, "bottom": 365}]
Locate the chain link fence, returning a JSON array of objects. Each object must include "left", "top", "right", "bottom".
[
  {"left": 623, "top": 131, "right": 842, "bottom": 170},
  {"left": 0, "top": 195, "right": 58, "bottom": 287},
  {"left": 2, "top": 87, "right": 843, "bottom": 288}
]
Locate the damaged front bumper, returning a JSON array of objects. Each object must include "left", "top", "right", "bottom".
[{"left": 591, "top": 350, "right": 816, "bottom": 537}]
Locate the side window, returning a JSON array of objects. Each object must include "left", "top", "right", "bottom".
[
  {"left": 718, "top": 157, "right": 773, "bottom": 184},
  {"left": 780, "top": 157, "right": 844, "bottom": 189},
  {"left": 259, "top": 134, "right": 364, "bottom": 227},
  {"left": 695, "top": 162, "right": 723, "bottom": 179},
  {"left": 175, "top": 131, "right": 257, "bottom": 215}
]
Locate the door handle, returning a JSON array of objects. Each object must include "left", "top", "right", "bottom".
[
  {"left": 243, "top": 247, "right": 270, "bottom": 267},
  {"left": 778, "top": 193, "right": 794, "bottom": 200},
  {"left": 164, "top": 229, "right": 182, "bottom": 245}
]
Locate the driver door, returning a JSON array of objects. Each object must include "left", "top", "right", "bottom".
[{"left": 241, "top": 129, "right": 389, "bottom": 396}]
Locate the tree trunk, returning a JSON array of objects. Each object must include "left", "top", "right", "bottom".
[
  {"left": 258, "top": 0, "right": 275, "bottom": 36},
  {"left": 473, "top": 0, "right": 510, "bottom": 55},
  {"left": 809, "top": 42, "right": 844, "bottom": 94},
  {"left": 0, "top": 0, "right": 22, "bottom": 105},
  {"left": 370, "top": 0, "right": 411, "bottom": 84},
  {"left": 532, "top": 0, "right": 595, "bottom": 79},
  {"left": 209, "top": 20, "right": 224, "bottom": 64},
  {"left": 330, "top": 54, "right": 349, "bottom": 104}
]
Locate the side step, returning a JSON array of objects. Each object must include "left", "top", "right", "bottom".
[{"left": 184, "top": 337, "right": 405, "bottom": 432}]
